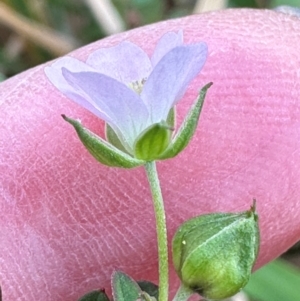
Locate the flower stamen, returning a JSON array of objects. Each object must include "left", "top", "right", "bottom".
[{"left": 128, "top": 78, "right": 147, "bottom": 94}]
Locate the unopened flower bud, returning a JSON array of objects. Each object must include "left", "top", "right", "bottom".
[{"left": 172, "top": 201, "right": 260, "bottom": 300}]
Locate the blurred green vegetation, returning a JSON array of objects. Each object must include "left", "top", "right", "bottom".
[
  {"left": 244, "top": 259, "right": 300, "bottom": 301},
  {"left": 0, "top": 0, "right": 299, "bottom": 80}
]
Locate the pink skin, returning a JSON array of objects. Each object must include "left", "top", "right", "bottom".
[{"left": 0, "top": 8, "right": 300, "bottom": 300}]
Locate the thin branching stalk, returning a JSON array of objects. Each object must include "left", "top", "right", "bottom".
[{"left": 145, "top": 161, "right": 168, "bottom": 301}]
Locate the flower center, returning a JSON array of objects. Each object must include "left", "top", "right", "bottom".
[{"left": 128, "top": 78, "right": 147, "bottom": 95}]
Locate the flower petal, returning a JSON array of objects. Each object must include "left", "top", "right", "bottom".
[
  {"left": 62, "top": 69, "right": 149, "bottom": 148},
  {"left": 151, "top": 30, "right": 183, "bottom": 68},
  {"left": 86, "top": 41, "right": 152, "bottom": 84},
  {"left": 44, "top": 57, "right": 103, "bottom": 118},
  {"left": 141, "top": 42, "right": 208, "bottom": 123},
  {"left": 45, "top": 57, "right": 96, "bottom": 90}
]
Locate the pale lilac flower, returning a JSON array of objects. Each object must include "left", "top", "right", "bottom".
[{"left": 45, "top": 31, "right": 207, "bottom": 154}]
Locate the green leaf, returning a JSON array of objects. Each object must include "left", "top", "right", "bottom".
[
  {"left": 112, "top": 270, "right": 142, "bottom": 301},
  {"left": 62, "top": 115, "right": 145, "bottom": 168},
  {"left": 134, "top": 122, "right": 172, "bottom": 161},
  {"left": 244, "top": 259, "right": 300, "bottom": 301},
  {"left": 77, "top": 289, "right": 110, "bottom": 301},
  {"left": 137, "top": 280, "right": 159, "bottom": 300},
  {"left": 159, "top": 82, "right": 213, "bottom": 160}
]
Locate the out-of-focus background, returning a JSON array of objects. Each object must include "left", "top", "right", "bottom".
[
  {"left": 0, "top": 0, "right": 300, "bottom": 80},
  {"left": 0, "top": 0, "right": 299, "bottom": 300}
]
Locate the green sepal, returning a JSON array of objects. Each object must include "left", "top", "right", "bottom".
[
  {"left": 112, "top": 270, "right": 142, "bottom": 301},
  {"left": 62, "top": 115, "right": 145, "bottom": 168},
  {"left": 172, "top": 201, "right": 259, "bottom": 300},
  {"left": 105, "top": 123, "right": 130, "bottom": 154},
  {"left": 166, "top": 107, "right": 176, "bottom": 130},
  {"left": 137, "top": 280, "right": 159, "bottom": 300},
  {"left": 134, "top": 122, "right": 172, "bottom": 161},
  {"left": 159, "top": 82, "right": 213, "bottom": 160},
  {"left": 77, "top": 289, "right": 110, "bottom": 301}
]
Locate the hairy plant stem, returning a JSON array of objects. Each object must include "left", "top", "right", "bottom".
[
  {"left": 145, "top": 161, "right": 168, "bottom": 301},
  {"left": 172, "top": 283, "right": 194, "bottom": 301}
]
